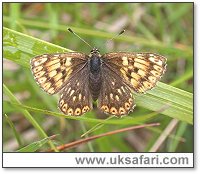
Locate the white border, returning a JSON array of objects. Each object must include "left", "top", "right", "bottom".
[{"left": 3, "top": 153, "right": 194, "bottom": 168}]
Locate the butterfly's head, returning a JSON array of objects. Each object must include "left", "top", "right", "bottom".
[{"left": 90, "top": 47, "right": 101, "bottom": 57}]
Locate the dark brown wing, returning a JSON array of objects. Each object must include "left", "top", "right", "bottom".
[
  {"left": 97, "top": 52, "right": 167, "bottom": 117},
  {"left": 30, "top": 52, "right": 88, "bottom": 95},
  {"left": 58, "top": 64, "right": 93, "bottom": 116},
  {"left": 101, "top": 52, "right": 167, "bottom": 93},
  {"left": 98, "top": 63, "right": 136, "bottom": 117}
]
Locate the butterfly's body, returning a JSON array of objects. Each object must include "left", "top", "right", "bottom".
[
  {"left": 31, "top": 47, "right": 167, "bottom": 117},
  {"left": 88, "top": 48, "right": 102, "bottom": 100}
]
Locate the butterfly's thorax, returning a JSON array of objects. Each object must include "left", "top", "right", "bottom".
[{"left": 88, "top": 50, "right": 102, "bottom": 101}]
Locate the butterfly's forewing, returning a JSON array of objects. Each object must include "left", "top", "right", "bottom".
[
  {"left": 30, "top": 52, "right": 88, "bottom": 95},
  {"left": 98, "top": 63, "right": 136, "bottom": 117},
  {"left": 101, "top": 52, "right": 167, "bottom": 93}
]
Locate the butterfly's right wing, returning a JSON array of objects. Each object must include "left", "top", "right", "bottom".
[
  {"left": 30, "top": 52, "right": 88, "bottom": 95},
  {"left": 98, "top": 63, "right": 135, "bottom": 117}
]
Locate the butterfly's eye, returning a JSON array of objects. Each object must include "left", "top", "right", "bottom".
[{"left": 91, "top": 48, "right": 99, "bottom": 53}]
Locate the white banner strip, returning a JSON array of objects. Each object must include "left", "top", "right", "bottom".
[{"left": 3, "top": 153, "right": 193, "bottom": 168}]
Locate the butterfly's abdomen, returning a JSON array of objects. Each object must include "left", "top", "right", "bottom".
[{"left": 89, "top": 55, "right": 102, "bottom": 101}]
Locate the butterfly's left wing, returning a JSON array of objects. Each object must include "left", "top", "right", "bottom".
[
  {"left": 58, "top": 64, "right": 93, "bottom": 116},
  {"left": 101, "top": 52, "right": 167, "bottom": 93},
  {"left": 30, "top": 52, "right": 88, "bottom": 95}
]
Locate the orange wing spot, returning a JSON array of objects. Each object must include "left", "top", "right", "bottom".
[
  {"left": 148, "top": 76, "right": 157, "bottom": 83},
  {"left": 33, "top": 57, "right": 47, "bottom": 66},
  {"left": 67, "top": 108, "right": 74, "bottom": 116},
  {"left": 62, "top": 103, "right": 68, "bottom": 112},
  {"left": 82, "top": 106, "right": 90, "bottom": 113},
  {"left": 122, "top": 56, "right": 129, "bottom": 66},
  {"left": 54, "top": 79, "right": 63, "bottom": 89},
  {"left": 48, "top": 87, "right": 55, "bottom": 94},
  {"left": 38, "top": 77, "right": 47, "bottom": 84},
  {"left": 150, "top": 70, "right": 161, "bottom": 77},
  {"left": 125, "top": 102, "right": 131, "bottom": 110},
  {"left": 54, "top": 73, "right": 62, "bottom": 81},
  {"left": 153, "top": 65, "right": 163, "bottom": 72},
  {"left": 47, "top": 63, "right": 60, "bottom": 71},
  {"left": 128, "top": 98, "right": 133, "bottom": 105},
  {"left": 143, "top": 81, "right": 153, "bottom": 89},
  {"left": 59, "top": 100, "right": 64, "bottom": 107},
  {"left": 35, "top": 71, "right": 45, "bottom": 78},
  {"left": 110, "top": 107, "right": 118, "bottom": 115},
  {"left": 131, "top": 72, "right": 140, "bottom": 81},
  {"left": 135, "top": 58, "right": 150, "bottom": 66},
  {"left": 74, "top": 108, "right": 82, "bottom": 116},
  {"left": 46, "top": 59, "right": 60, "bottom": 67},
  {"left": 131, "top": 78, "right": 138, "bottom": 87},
  {"left": 137, "top": 69, "right": 146, "bottom": 77},
  {"left": 101, "top": 105, "right": 109, "bottom": 112},
  {"left": 33, "top": 66, "right": 43, "bottom": 73},
  {"left": 119, "top": 107, "right": 126, "bottom": 115},
  {"left": 41, "top": 82, "right": 51, "bottom": 91}
]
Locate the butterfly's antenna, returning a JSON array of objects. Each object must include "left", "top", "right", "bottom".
[
  {"left": 99, "top": 30, "right": 125, "bottom": 50},
  {"left": 68, "top": 28, "right": 93, "bottom": 49},
  {"left": 107, "top": 30, "right": 125, "bottom": 43}
]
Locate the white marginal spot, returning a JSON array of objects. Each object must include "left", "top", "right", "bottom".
[
  {"left": 110, "top": 93, "right": 114, "bottom": 100},
  {"left": 111, "top": 81, "right": 115, "bottom": 86},
  {"left": 66, "top": 87, "right": 71, "bottom": 92},
  {"left": 121, "top": 86, "right": 125, "bottom": 92},
  {"left": 34, "top": 58, "right": 47, "bottom": 66},
  {"left": 149, "top": 54, "right": 155, "bottom": 57},
  {"left": 156, "top": 60, "right": 163, "bottom": 66},
  {"left": 117, "top": 89, "right": 122, "bottom": 95},
  {"left": 70, "top": 90, "right": 75, "bottom": 96},
  {"left": 122, "top": 56, "right": 128, "bottom": 66},
  {"left": 42, "top": 54, "right": 48, "bottom": 58},
  {"left": 136, "top": 53, "right": 142, "bottom": 56},
  {"left": 53, "top": 54, "right": 60, "bottom": 57},
  {"left": 149, "top": 57, "right": 156, "bottom": 62},
  {"left": 73, "top": 96, "right": 76, "bottom": 101},
  {"left": 115, "top": 95, "right": 119, "bottom": 101},
  {"left": 79, "top": 93, "right": 82, "bottom": 100}
]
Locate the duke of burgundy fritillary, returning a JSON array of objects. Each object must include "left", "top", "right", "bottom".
[{"left": 30, "top": 28, "right": 167, "bottom": 117}]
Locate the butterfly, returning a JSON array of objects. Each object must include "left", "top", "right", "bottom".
[{"left": 30, "top": 30, "right": 167, "bottom": 117}]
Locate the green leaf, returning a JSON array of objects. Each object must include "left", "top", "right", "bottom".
[
  {"left": 4, "top": 114, "right": 23, "bottom": 147},
  {"left": 3, "top": 27, "right": 193, "bottom": 125},
  {"left": 17, "top": 135, "right": 57, "bottom": 152}
]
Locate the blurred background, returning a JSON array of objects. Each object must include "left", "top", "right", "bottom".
[{"left": 3, "top": 2, "right": 193, "bottom": 152}]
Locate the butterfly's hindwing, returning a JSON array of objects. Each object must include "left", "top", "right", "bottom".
[
  {"left": 98, "top": 64, "right": 135, "bottom": 117},
  {"left": 58, "top": 65, "right": 93, "bottom": 116},
  {"left": 102, "top": 52, "right": 167, "bottom": 93},
  {"left": 30, "top": 53, "right": 88, "bottom": 95}
]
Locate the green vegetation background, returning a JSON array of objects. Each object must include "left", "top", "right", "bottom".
[{"left": 3, "top": 3, "right": 193, "bottom": 152}]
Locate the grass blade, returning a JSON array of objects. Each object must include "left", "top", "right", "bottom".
[
  {"left": 3, "top": 27, "right": 193, "bottom": 124},
  {"left": 3, "top": 84, "right": 58, "bottom": 152}
]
